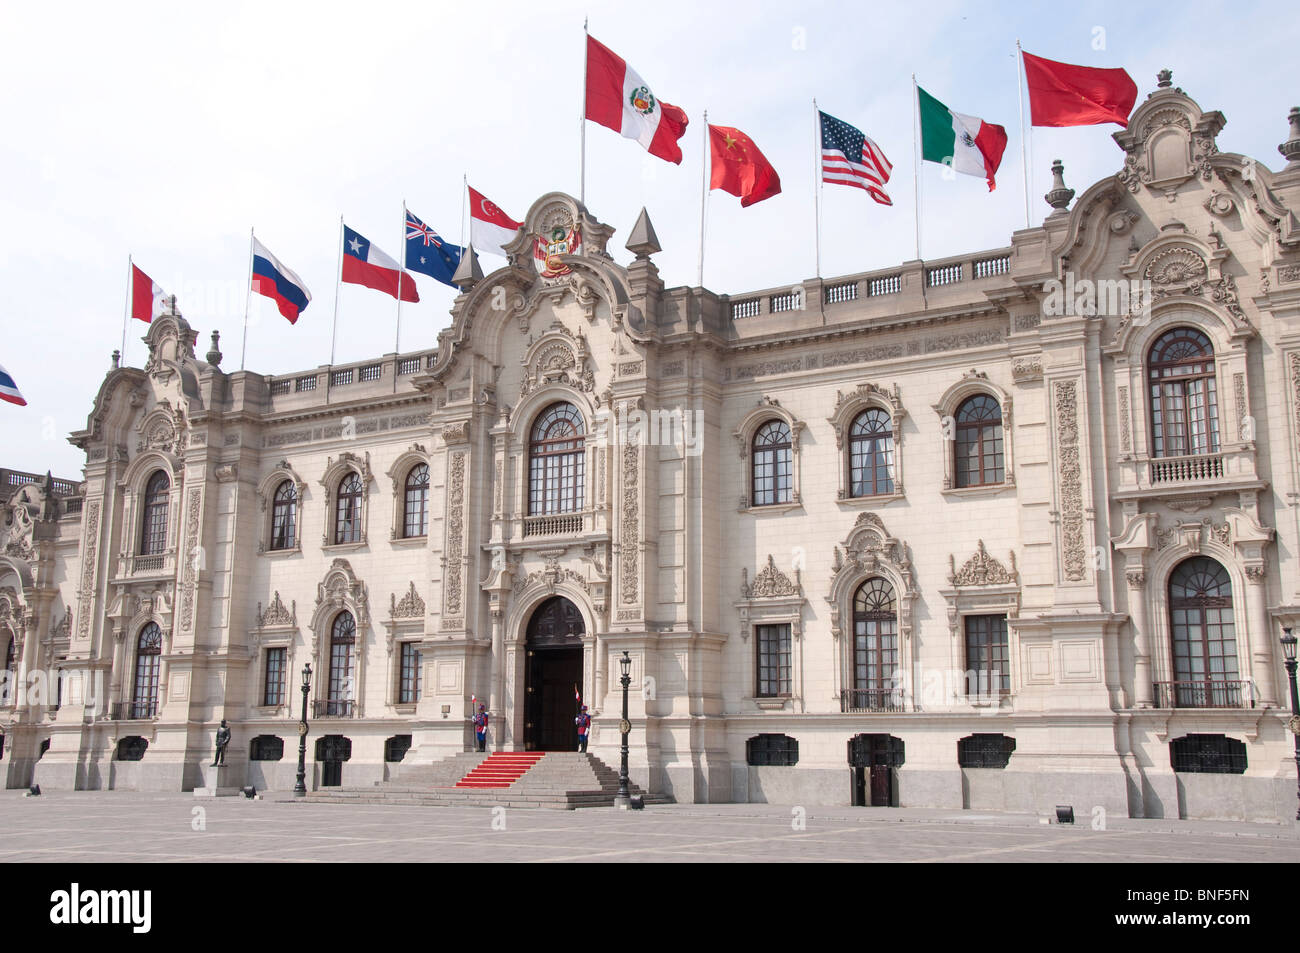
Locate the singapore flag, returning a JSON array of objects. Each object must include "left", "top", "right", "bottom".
[{"left": 468, "top": 185, "right": 522, "bottom": 259}]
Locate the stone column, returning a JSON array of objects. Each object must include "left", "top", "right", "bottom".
[
  {"left": 1243, "top": 564, "right": 1278, "bottom": 707},
  {"left": 488, "top": 606, "right": 504, "bottom": 750},
  {"left": 1126, "top": 567, "right": 1154, "bottom": 708}
]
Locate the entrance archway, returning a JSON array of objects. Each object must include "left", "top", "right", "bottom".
[
  {"left": 524, "top": 596, "right": 584, "bottom": 751},
  {"left": 848, "top": 734, "right": 904, "bottom": 807}
]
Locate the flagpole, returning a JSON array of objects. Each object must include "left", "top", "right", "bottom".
[
  {"left": 812, "top": 98, "right": 821, "bottom": 280},
  {"left": 460, "top": 174, "right": 468, "bottom": 252},
  {"left": 697, "top": 109, "right": 708, "bottom": 288},
  {"left": 122, "top": 254, "right": 132, "bottom": 365},
  {"left": 330, "top": 215, "right": 343, "bottom": 367},
  {"left": 580, "top": 17, "right": 589, "bottom": 205},
  {"left": 1016, "top": 40, "right": 1031, "bottom": 228},
  {"left": 912, "top": 74, "right": 921, "bottom": 261},
  {"left": 395, "top": 200, "right": 405, "bottom": 356},
  {"left": 240, "top": 227, "right": 254, "bottom": 371}
]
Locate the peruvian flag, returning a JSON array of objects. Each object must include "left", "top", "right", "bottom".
[
  {"left": 130, "top": 263, "right": 164, "bottom": 323},
  {"left": 468, "top": 185, "right": 522, "bottom": 258},
  {"left": 585, "top": 34, "right": 689, "bottom": 165},
  {"left": 342, "top": 225, "right": 418, "bottom": 302},
  {"left": 1022, "top": 51, "right": 1137, "bottom": 128}
]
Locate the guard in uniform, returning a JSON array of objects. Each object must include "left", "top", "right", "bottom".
[
  {"left": 473, "top": 704, "right": 489, "bottom": 752},
  {"left": 574, "top": 704, "right": 591, "bottom": 753}
]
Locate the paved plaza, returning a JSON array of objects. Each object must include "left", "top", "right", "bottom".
[{"left": 1, "top": 790, "right": 1297, "bottom": 863}]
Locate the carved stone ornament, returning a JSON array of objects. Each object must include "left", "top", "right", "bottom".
[
  {"left": 1145, "top": 245, "right": 1208, "bottom": 297},
  {"left": 741, "top": 555, "right": 802, "bottom": 599},
  {"left": 391, "top": 581, "right": 425, "bottom": 619},
  {"left": 948, "top": 540, "right": 1018, "bottom": 587},
  {"left": 257, "top": 591, "right": 297, "bottom": 628}
]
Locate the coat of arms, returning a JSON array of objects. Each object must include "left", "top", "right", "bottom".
[{"left": 533, "top": 222, "right": 582, "bottom": 279}]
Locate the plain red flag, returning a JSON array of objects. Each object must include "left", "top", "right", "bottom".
[
  {"left": 708, "top": 124, "right": 781, "bottom": 208},
  {"left": 1022, "top": 51, "right": 1137, "bottom": 127}
]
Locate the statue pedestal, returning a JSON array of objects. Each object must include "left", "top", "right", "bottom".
[{"left": 193, "top": 763, "right": 240, "bottom": 797}]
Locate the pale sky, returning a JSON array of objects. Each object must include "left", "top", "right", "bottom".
[{"left": 1, "top": 0, "right": 1294, "bottom": 476}]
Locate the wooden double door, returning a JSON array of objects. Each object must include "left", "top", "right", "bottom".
[
  {"left": 523, "top": 597, "right": 585, "bottom": 752},
  {"left": 848, "top": 734, "right": 904, "bottom": 807}
]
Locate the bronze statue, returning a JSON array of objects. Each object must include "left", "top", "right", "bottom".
[{"left": 211, "top": 719, "right": 231, "bottom": 766}]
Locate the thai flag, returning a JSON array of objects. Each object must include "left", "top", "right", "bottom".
[
  {"left": 0, "top": 363, "right": 26, "bottom": 406},
  {"left": 252, "top": 238, "right": 312, "bottom": 324},
  {"left": 342, "top": 225, "right": 418, "bottom": 302}
]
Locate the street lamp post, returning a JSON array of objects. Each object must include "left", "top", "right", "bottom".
[
  {"left": 1280, "top": 628, "right": 1299, "bottom": 821},
  {"left": 615, "top": 650, "right": 631, "bottom": 809},
  {"left": 293, "top": 663, "right": 312, "bottom": 799}
]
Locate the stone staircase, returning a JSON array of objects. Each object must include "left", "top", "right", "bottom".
[{"left": 305, "top": 751, "right": 672, "bottom": 810}]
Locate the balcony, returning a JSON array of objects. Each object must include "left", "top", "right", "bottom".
[
  {"left": 313, "top": 699, "right": 355, "bottom": 718},
  {"left": 840, "top": 688, "right": 907, "bottom": 713},
  {"left": 1153, "top": 680, "right": 1253, "bottom": 709},
  {"left": 110, "top": 700, "right": 158, "bottom": 720},
  {"left": 116, "top": 550, "right": 177, "bottom": 580},
  {"left": 521, "top": 512, "right": 586, "bottom": 538},
  {"left": 1149, "top": 453, "right": 1224, "bottom": 485}
]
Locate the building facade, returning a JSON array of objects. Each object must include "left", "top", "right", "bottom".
[{"left": 4, "top": 75, "right": 1300, "bottom": 821}]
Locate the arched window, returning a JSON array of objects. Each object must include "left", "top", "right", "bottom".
[
  {"left": 849, "top": 408, "right": 895, "bottom": 497},
  {"left": 132, "top": 622, "right": 163, "bottom": 718},
  {"left": 529, "top": 402, "right": 585, "bottom": 516},
  {"left": 403, "top": 464, "right": 429, "bottom": 538},
  {"left": 751, "top": 420, "right": 792, "bottom": 506},
  {"left": 1167, "top": 557, "right": 1239, "bottom": 708},
  {"left": 326, "top": 611, "right": 356, "bottom": 715},
  {"left": 334, "top": 472, "right": 363, "bottom": 545},
  {"left": 270, "top": 480, "right": 297, "bottom": 550},
  {"left": 849, "top": 578, "right": 900, "bottom": 712},
  {"left": 954, "top": 395, "right": 1004, "bottom": 488},
  {"left": 1149, "top": 327, "right": 1219, "bottom": 458},
  {"left": 140, "top": 470, "right": 170, "bottom": 555}
]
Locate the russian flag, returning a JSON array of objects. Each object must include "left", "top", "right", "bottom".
[
  {"left": 342, "top": 225, "right": 418, "bottom": 302},
  {"left": 252, "top": 238, "right": 312, "bottom": 324},
  {"left": 0, "top": 362, "right": 27, "bottom": 406}
]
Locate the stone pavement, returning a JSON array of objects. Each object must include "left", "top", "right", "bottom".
[{"left": 1, "top": 790, "right": 1297, "bottom": 863}]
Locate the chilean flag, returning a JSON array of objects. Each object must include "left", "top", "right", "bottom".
[
  {"left": 252, "top": 238, "right": 312, "bottom": 324},
  {"left": 468, "top": 186, "right": 521, "bottom": 259},
  {"left": 0, "top": 362, "right": 26, "bottom": 406},
  {"left": 585, "top": 34, "right": 689, "bottom": 164},
  {"left": 342, "top": 225, "right": 419, "bottom": 302},
  {"left": 131, "top": 264, "right": 164, "bottom": 323}
]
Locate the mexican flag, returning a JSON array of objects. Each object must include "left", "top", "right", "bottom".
[{"left": 917, "top": 85, "right": 1008, "bottom": 191}]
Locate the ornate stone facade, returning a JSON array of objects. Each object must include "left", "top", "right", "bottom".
[{"left": 4, "top": 81, "right": 1300, "bottom": 822}]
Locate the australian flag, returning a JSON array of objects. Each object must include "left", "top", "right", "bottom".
[{"left": 404, "top": 210, "right": 462, "bottom": 288}]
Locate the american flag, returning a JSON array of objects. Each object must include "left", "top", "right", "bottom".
[{"left": 820, "top": 110, "right": 893, "bottom": 206}]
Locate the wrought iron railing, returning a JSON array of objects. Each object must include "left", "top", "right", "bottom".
[
  {"left": 840, "top": 688, "right": 907, "bottom": 713},
  {"left": 1153, "top": 679, "right": 1252, "bottom": 709},
  {"left": 111, "top": 700, "right": 158, "bottom": 720},
  {"left": 314, "top": 699, "right": 355, "bottom": 717}
]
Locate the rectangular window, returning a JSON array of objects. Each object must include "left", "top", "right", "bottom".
[
  {"left": 264, "top": 648, "right": 286, "bottom": 707},
  {"left": 964, "top": 615, "right": 1010, "bottom": 697},
  {"left": 756, "top": 624, "right": 792, "bottom": 697},
  {"left": 399, "top": 643, "right": 421, "bottom": 704}
]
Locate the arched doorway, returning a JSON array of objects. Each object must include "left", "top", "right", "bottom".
[{"left": 524, "top": 596, "right": 584, "bottom": 751}]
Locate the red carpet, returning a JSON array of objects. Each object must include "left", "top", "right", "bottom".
[{"left": 453, "top": 752, "right": 546, "bottom": 788}]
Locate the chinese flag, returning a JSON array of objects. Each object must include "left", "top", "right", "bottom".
[
  {"left": 708, "top": 124, "right": 782, "bottom": 207},
  {"left": 1022, "top": 51, "right": 1137, "bottom": 128}
]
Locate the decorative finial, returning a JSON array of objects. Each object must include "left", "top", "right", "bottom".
[
  {"left": 451, "top": 244, "right": 484, "bottom": 290},
  {"left": 625, "top": 207, "right": 662, "bottom": 260},
  {"left": 1044, "top": 159, "right": 1075, "bottom": 214},
  {"left": 1156, "top": 69, "right": 1172, "bottom": 89},
  {"left": 111, "top": 349, "right": 121, "bottom": 370},
  {"left": 206, "top": 330, "right": 223, "bottom": 367},
  {"left": 1278, "top": 106, "right": 1300, "bottom": 170}
]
